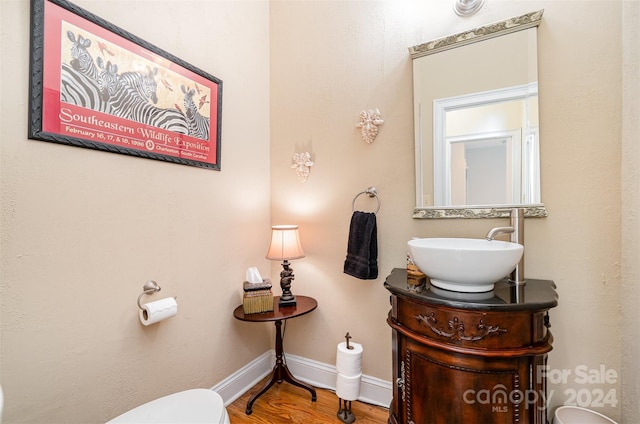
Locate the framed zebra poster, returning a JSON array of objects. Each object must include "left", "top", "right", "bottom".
[{"left": 28, "top": 0, "right": 223, "bottom": 170}]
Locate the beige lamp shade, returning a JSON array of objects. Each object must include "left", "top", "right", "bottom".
[{"left": 266, "top": 225, "right": 305, "bottom": 261}]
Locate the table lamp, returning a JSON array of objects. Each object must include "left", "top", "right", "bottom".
[{"left": 266, "top": 225, "right": 305, "bottom": 307}]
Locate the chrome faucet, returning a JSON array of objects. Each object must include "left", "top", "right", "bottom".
[
  {"left": 485, "top": 208, "right": 525, "bottom": 285},
  {"left": 485, "top": 226, "right": 514, "bottom": 241}
]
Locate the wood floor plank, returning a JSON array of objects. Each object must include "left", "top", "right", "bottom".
[{"left": 227, "top": 376, "right": 389, "bottom": 423}]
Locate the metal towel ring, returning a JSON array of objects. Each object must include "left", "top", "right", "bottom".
[{"left": 351, "top": 187, "right": 380, "bottom": 214}]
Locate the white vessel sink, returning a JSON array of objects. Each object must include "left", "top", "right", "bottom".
[{"left": 408, "top": 238, "right": 524, "bottom": 292}]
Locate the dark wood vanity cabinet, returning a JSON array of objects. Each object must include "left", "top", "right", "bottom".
[{"left": 384, "top": 268, "right": 558, "bottom": 424}]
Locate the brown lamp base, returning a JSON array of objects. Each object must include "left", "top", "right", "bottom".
[
  {"left": 278, "top": 296, "right": 297, "bottom": 307},
  {"left": 278, "top": 259, "right": 297, "bottom": 307}
]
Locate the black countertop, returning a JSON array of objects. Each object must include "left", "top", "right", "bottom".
[{"left": 384, "top": 268, "right": 558, "bottom": 311}]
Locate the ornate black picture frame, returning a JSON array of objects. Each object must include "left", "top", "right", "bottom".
[{"left": 28, "top": 0, "right": 223, "bottom": 170}]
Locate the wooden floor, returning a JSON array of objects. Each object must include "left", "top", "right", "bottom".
[{"left": 227, "top": 376, "right": 389, "bottom": 424}]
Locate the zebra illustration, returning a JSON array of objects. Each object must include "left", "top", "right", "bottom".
[
  {"left": 60, "top": 63, "right": 110, "bottom": 113},
  {"left": 181, "top": 85, "right": 210, "bottom": 141},
  {"left": 97, "top": 60, "right": 188, "bottom": 135},
  {"left": 119, "top": 66, "right": 159, "bottom": 105},
  {"left": 67, "top": 31, "right": 100, "bottom": 81}
]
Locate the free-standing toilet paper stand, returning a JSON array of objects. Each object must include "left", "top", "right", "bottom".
[
  {"left": 233, "top": 295, "right": 318, "bottom": 415},
  {"left": 337, "top": 332, "right": 357, "bottom": 424}
]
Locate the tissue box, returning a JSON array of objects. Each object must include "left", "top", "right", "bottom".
[
  {"left": 242, "top": 279, "right": 274, "bottom": 314},
  {"left": 243, "top": 278, "right": 272, "bottom": 292}
]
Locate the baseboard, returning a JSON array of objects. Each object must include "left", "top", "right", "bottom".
[
  {"left": 212, "top": 350, "right": 392, "bottom": 408},
  {"left": 284, "top": 352, "right": 392, "bottom": 408},
  {"left": 211, "top": 351, "right": 273, "bottom": 406}
]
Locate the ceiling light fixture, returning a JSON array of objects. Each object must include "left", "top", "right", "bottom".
[{"left": 453, "top": 0, "right": 485, "bottom": 17}]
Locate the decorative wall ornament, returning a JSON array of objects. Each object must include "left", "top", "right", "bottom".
[
  {"left": 355, "top": 108, "right": 384, "bottom": 144},
  {"left": 291, "top": 152, "right": 314, "bottom": 182}
]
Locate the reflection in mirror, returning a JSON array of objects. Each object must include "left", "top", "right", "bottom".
[
  {"left": 411, "top": 11, "right": 547, "bottom": 219},
  {"left": 435, "top": 83, "right": 539, "bottom": 206}
]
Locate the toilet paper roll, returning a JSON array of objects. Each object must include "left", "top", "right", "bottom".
[
  {"left": 139, "top": 297, "right": 178, "bottom": 326},
  {"left": 336, "top": 372, "right": 361, "bottom": 401},
  {"left": 336, "top": 341, "right": 363, "bottom": 376}
]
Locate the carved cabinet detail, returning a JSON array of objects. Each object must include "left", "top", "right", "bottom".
[{"left": 384, "top": 268, "right": 558, "bottom": 424}]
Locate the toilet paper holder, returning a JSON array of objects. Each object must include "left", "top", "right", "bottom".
[
  {"left": 337, "top": 332, "right": 359, "bottom": 423},
  {"left": 345, "top": 332, "right": 354, "bottom": 350},
  {"left": 137, "top": 280, "right": 162, "bottom": 310}
]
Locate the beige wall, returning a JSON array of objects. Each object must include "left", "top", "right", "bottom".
[
  {"left": 621, "top": 1, "right": 640, "bottom": 422},
  {"left": 271, "top": 0, "right": 635, "bottom": 422},
  {"left": 1, "top": 0, "right": 272, "bottom": 423},
  {"left": 1, "top": 0, "right": 638, "bottom": 423}
]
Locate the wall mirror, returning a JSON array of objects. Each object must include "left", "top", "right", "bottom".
[{"left": 411, "top": 10, "right": 547, "bottom": 219}]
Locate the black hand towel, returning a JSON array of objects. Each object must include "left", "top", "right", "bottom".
[{"left": 343, "top": 211, "right": 378, "bottom": 280}]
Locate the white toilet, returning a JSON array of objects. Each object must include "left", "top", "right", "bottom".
[
  {"left": 106, "top": 389, "right": 230, "bottom": 424},
  {"left": 553, "top": 406, "right": 617, "bottom": 424}
]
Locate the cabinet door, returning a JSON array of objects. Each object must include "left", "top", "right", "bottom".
[{"left": 402, "top": 338, "right": 532, "bottom": 424}]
